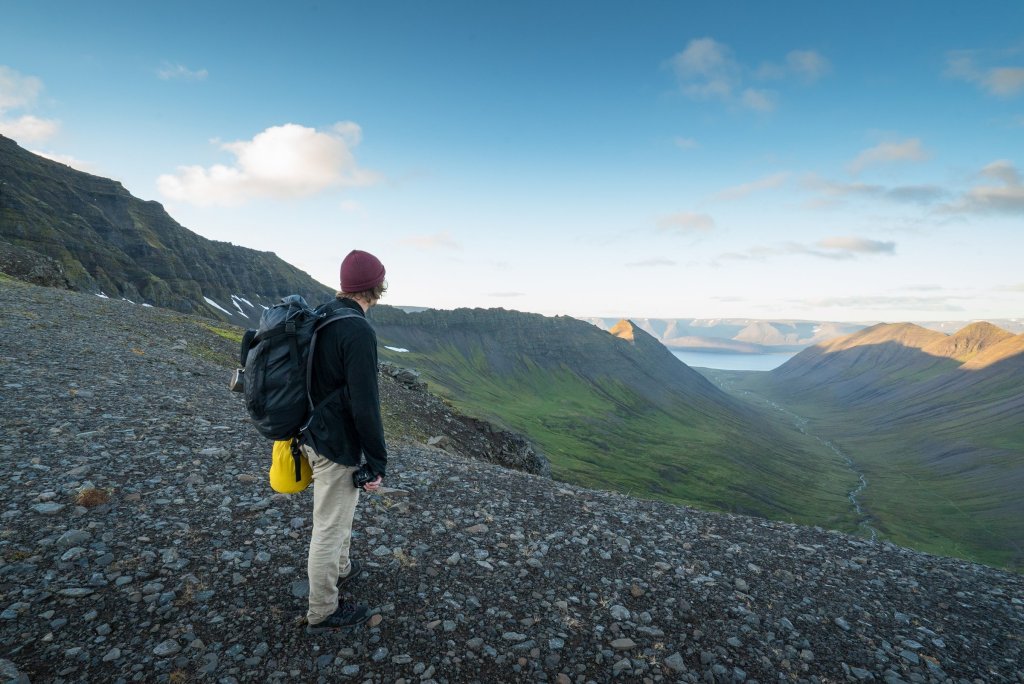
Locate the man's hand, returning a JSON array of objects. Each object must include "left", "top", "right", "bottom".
[{"left": 363, "top": 475, "right": 383, "bottom": 492}]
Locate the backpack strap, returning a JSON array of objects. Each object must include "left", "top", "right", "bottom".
[
  {"left": 302, "top": 309, "right": 363, "bottom": 425},
  {"left": 239, "top": 329, "right": 257, "bottom": 366},
  {"left": 289, "top": 437, "right": 303, "bottom": 482}
]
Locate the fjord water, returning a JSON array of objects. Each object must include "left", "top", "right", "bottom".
[{"left": 670, "top": 350, "right": 796, "bottom": 371}]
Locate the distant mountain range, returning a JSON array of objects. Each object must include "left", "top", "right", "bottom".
[
  {"left": 584, "top": 316, "right": 1024, "bottom": 353},
  {"left": 0, "top": 135, "right": 333, "bottom": 322}
]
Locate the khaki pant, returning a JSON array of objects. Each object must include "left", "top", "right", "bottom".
[{"left": 302, "top": 445, "right": 360, "bottom": 624}]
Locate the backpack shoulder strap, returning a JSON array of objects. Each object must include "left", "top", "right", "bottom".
[{"left": 303, "top": 308, "right": 364, "bottom": 416}]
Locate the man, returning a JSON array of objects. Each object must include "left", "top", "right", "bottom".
[{"left": 301, "top": 249, "right": 388, "bottom": 633}]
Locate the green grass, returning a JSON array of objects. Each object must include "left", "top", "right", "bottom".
[
  {"left": 382, "top": 344, "right": 860, "bottom": 530},
  {"left": 201, "top": 323, "right": 244, "bottom": 344},
  {"left": 725, "top": 370, "right": 1023, "bottom": 572}
]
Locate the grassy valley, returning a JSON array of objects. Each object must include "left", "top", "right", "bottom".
[
  {"left": 715, "top": 323, "right": 1024, "bottom": 571},
  {"left": 370, "top": 306, "right": 860, "bottom": 531}
]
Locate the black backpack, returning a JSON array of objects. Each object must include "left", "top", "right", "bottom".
[{"left": 237, "top": 295, "right": 359, "bottom": 442}]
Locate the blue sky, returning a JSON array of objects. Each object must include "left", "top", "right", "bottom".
[{"left": 2, "top": 1, "right": 1022, "bottom": 321}]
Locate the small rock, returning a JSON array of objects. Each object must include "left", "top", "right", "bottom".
[
  {"left": 610, "top": 638, "right": 636, "bottom": 650},
  {"left": 609, "top": 604, "right": 630, "bottom": 621},
  {"left": 153, "top": 639, "right": 181, "bottom": 657},
  {"left": 664, "top": 652, "right": 686, "bottom": 672}
]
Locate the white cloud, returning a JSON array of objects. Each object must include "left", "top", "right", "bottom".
[
  {"left": 0, "top": 66, "right": 42, "bottom": 113},
  {"left": 796, "top": 295, "right": 966, "bottom": 313},
  {"left": 157, "top": 122, "right": 380, "bottom": 206},
  {"left": 157, "top": 62, "right": 209, "bottom": 81},
  {"left": 673, "top": 136, "right": 699, "bottom": 150},
  {"left": 657, "top": 212, "right": 715, "bottom": 233},
  {"left": 945, "top": 50, "right": 1024, "bottom": 98},
  {"left": 719, "top": 236, "right": 895, "bottom": 262},
  {"left": 670, "top": 40, "right": 829, "bottom": 112},
  {"left": 847, "top": 139, "right": 929, "bottom": 174},
  {"left": 0, "top": 114, "right": 59, "bottom": 142},
  {"left": 785, "top": 50, "right": 831, "bottom": 83},
  {"left": 712, "top": 172, "right": 789, "bottom": 201},
  {"left": 816, "top": 237, "right": 896, "bottom": 255},
  {"left": 397, "top": 231, "right": 460, "bottom": 250},
  {"left": 0, "top": 66, "right": 60, "bottom": 143},
  {"left": 985, "top": 67, "right": 1024, "bottom": 97},
  {"left": 757, "top": 50, "right": 831, "bottom": 84},
  {"left": 805, "top": 174, "right": 946, "bottom": 206},
  {"left": 626, "top": 258, "right": 676, "bottom": 267},
  {"left": 670, "top": 37, "right": 740, "bottom": 101},
  {"left": 944, "top": 160, "right": 1024, "bottom": 214},
  {"left": 740, "top": 88, "right": 776, "bottom": 112}
]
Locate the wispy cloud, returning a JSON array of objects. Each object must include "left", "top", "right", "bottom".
[
  {"left": 712, "top": 172, "right": 789, "bottom": 201},
  {"left": 397, "top": 231, "right": 461, "bottom": 250},
  {"left": 673, "top": 136, "right": 699, "bottom": 150},
  {"left": 946, "top": 49, "right": 1024, "bottom": 97},
  {"left": 785, "top": 50, "right": 832, "bottom": 83},
  {"left": 657, "top": 212, "right": 715, "bottom": 233},
  {"left": 0, "top": 65, "right": 60, "bottom": 143},
  {"left": 157, "top": 61, "right": 209, "bottom": 81},
  {"left": 670, "top": 38, "right": 740, "bottom": 101},
  {"left": 847, "top": 138, "right": 929, "bottom": 174},
  {"left": 669, "top": 39, "right": 829, "bottom": 111},
  {"left": 157, "top": 122, "right": 380, "bottom": 206},
  {"left": 815, "top": 236, "right": 896, "bottom": 254},
  {"left": 794, "top": 294, "right": 967, "bottom": 313},
  {"left": 805, "top": 175, "right": 947, "bottom": 207},
  {"left": 626, "top": 258, "right": 677, "bottom": 268},
  {"left": 719, "top": 236, "right": 895, "bottom": 262},
  {"left": 756, "top": 50, "right": 832, "bottom": 84},
  {"left": 942, "top": 160, "right": 1024, "bottom": 214}
]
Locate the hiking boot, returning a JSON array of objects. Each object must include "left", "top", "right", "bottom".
[
  {"left": 305, "top": 602, "right": 369, "bottom": 633},
  {"left": 337, "top": 559, "right": 363, "bottom": 589}
]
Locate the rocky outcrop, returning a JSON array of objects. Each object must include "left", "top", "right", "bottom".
[
  {"left": 0, "top": 240, "right": 72, "bottom": 289},
  {"left": 379, "top": 361, "right": 550, "bottom": 476},
  {"left": 1, "top": 278, "right": 1022, "bottom": 682},
  {"left": 0, "top": 134, "right": 333, "bottom": 321}
]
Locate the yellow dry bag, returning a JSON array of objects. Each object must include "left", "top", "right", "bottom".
[{"left": 269, "top": 439, "right": 312, "bottom": 494}]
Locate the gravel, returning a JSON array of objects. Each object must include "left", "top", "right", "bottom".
[{"left": 1, "top": 279, "right": 1022, "bottom": 682}]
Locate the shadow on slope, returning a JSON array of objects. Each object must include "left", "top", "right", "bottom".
[{"left": 731, "top": 324, "right": 1024, "bottom": 570}]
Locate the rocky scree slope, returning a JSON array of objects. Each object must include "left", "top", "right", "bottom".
[{"left": 0, "top": 279, "right": 1022, "bottom": 683}]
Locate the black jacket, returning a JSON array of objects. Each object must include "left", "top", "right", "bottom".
[{"left": 303, "top": 298, "right": 388, "bottom": 477}]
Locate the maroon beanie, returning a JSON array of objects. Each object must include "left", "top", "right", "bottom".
[{"left": 340, "top": 250, "right": 386, "bottom": 292}]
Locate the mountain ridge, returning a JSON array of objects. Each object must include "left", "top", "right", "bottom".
[{"left": 0, "top": 134, "right": 334, "bottom": 322}]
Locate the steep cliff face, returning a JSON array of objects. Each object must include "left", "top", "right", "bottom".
[{"left": 0, "top": 135, "right": 333, "bottom": 321}]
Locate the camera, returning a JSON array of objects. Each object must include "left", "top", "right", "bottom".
[
  {"left": 229, "top": 368, "right": 245, "bottom": 392},
  {"left": 352, "top": 465, "right": 377, "bottom": 490}
]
